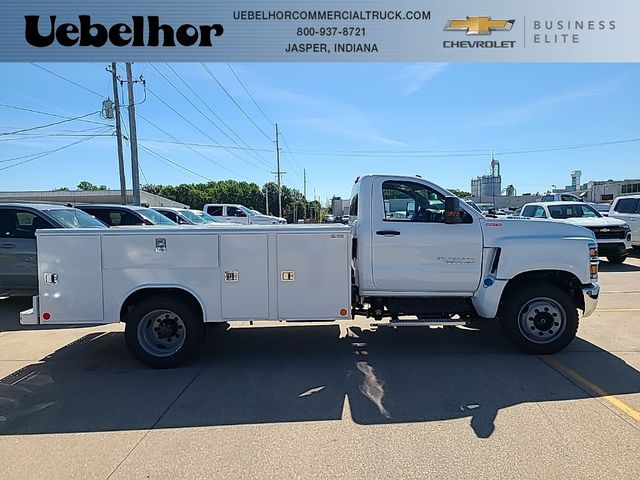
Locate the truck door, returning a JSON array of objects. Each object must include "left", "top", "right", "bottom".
[
  {"left": 0, "top": 209, "right": 52, "bottom": 294},
  {"left": 225, "top": 206, "right": 249, "bottom": 224},
  {"left": 371, "top": 178, "right": 483, "bottom": 294}
]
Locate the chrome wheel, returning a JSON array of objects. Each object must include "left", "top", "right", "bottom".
[
  {"left": 517, "top": 297, "right": 567, "bottom": 345},
  {"left": 137, "top": 309, "right": 186, "bottom": 357}
]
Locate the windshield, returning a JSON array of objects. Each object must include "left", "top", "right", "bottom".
[
  {"left": 548, "top": 203, "right": 601, "bottom": 219},
  {"left": 178, "top": 210, "right": 208, "bottom": 224},
  {"left": 138, "top": 208, "right": 178, "bottom": 225},
  {"left": 45, "top": 208, "right": 107, "bottom": 228},
  {"left": 240, "top": 206, "right": 257, "bottom": 216},
  {"left": 192, "top": 210, "right": 221, "bottom": 223}
]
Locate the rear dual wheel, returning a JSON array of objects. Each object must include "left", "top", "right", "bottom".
[
  {"left": 124, "top": 296, "right": 203, "bottom": 368},
  {"left": 499, "top": 284, "right": 578, "bottom": 355}
]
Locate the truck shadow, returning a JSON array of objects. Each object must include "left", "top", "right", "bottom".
[
  {"left": 1, "top": 322, "right": 639, "bottom": 439},
  {"left": 598, "top": 259, "right": 640, "bottom": 272}
]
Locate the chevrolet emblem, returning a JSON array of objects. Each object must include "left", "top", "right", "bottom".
[{"left": 445, "top": 16, "right": 515, "bottom": 35}]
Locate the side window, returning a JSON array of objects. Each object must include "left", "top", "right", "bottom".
[
  {"left": 613, "top": 198, "right": 639, "bottom": 214},
  {"left": 207, "top": 206, "right": 223, "bottom": 216},
  {"left": 541, "top": 195, "right": 553, "bottom": 202},
  {"left": 561, "top": 195, "right": 576, "bottom": 202},
  {"left": 227, "top": 206, "right": 245, "bottom": 217},
  {"left": 522, "top": 206, "right": 536, "bottom": 217},
  {"left": 2, "top": 209, "right": 53, "bottom": 239},
  {"left": 159, "top": 211, "right": 177, "bottom": 222},
  {"left": 109, "top": 210, "right": 144, "bottom": 226},
  {"left": 81, "top": 209, "right": 112, "bottom": 226},
  {"left": 349, "top": 193, "right": 358, "bottom": 217},
  {"left": 533, "top": 206, "right": 547, "bottom": 218},
  {"left": 382, "top": 180, "right": 458, "bottom": 223}
]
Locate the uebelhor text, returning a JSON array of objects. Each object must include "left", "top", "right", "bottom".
[{"left": 24, "top": 15, "right": 224, "bottom": 48}]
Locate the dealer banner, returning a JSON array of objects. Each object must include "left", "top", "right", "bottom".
[{"left": 1, "top": 0, "right": 638, "bottom": 62}]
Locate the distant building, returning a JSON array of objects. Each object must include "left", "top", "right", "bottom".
[
  {"left": 470, "top": 157, "right": 502, "bottom": 201},
  {"left": 331, "top": 196, "right": 350, "bottom": 216},
  {"left": 0, "top": 189, "right": 187, "bottom": 208},
  {"left": 552, "top": 178, "right": 640, "bottom": 203}
]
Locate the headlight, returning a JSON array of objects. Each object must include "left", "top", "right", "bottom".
[{"left": 622, "top": 223, "right": 631, "bottom": 231}]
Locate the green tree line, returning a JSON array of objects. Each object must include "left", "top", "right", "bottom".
[{"left": 142, "top": 180, "right": 323, "bottom": 223}]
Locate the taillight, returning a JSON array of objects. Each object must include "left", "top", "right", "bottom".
[{"left": 589, "top": 242, "right": 599, "bottom": 280}]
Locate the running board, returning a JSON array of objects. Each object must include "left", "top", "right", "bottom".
[{"left": 370, "top": 319, "right": 467, "bottom": 328}]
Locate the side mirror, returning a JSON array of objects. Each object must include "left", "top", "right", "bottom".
[{"left": 444, "top": 196, "right": 462, "bottom": 224}]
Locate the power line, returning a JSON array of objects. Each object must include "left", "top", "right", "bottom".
[
  {"left": 0, "top": 133, "right": 106, "bottom": 171},
  {"left": 145, "top": 86, "right": 265, "bottom": 176},
  {"left": 0, "top": 111, "right": 102, "bottom": 137},
  {"left": 133, "top": 136, "right": 640, "bottom": 158},
  {"left": 164, "top": 63, "right": 273, "bottom": 166},
  {"left": 226, "top": 63, "right": 274, "bottom": 126},
  {"left": 136, "top": 112, "right": 250, "bottom": 180},
  {"left": 151, "top": 64, "right": 271, "bottom": 169},
  {"left": 201, "top": 63, "right": 273, "bottom": 141},
  {"left": 31, "top": 63, "right": 105, "bottom": 98},
  {"left": 138, "top": 143, "right": 213, "bottom": 182},
  {"left": 0, "top": 132, "right": 113, "bottom": 142},
  {"left": 0, "top": 103, "right": 112, "bottom": 127},
  {"left": 278, "top": 131, "right": 303, "bottom": 178}
]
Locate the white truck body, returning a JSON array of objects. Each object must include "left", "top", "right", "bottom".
[
  {"left": 21, "top": 225, "right": 351, "bottom": 325},
  {"left": 21, "top": 174, "right": 600, "bottom": 367}
]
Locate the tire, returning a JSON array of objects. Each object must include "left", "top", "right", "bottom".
[
  {"left": 499, "top": 284, "right": 578, "bottom": 355},
  {"left": 124, "top": 295, "right": 203, "bottom": 368},
  {"left": 606, "top": 254, "right": 627, "bottom": 264}
]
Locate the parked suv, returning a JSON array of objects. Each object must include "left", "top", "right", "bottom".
[
  {"left": 0, "top": 203, "right": 107, "bottom": 296},
  {"left": 608, "top": 195, "right": 640, "bottom": 247},
  {"left": 203, "top": 204, "right": 286, "bottom": 224},
  {"left": 75, "top": 204, "right": 177, "bottom": 227},
  {"left": 521, "top": 201, "right": 632, "bottom": 263},
  {"left": 153, "top": 207, "right": 221, "bottom": 225}
]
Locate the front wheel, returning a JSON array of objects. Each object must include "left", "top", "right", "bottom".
[
  {"left": 124, "top": 296, "right": 203, "bottom": 368},
  {"left": 499, "top": 284, "right": 578, "bottom": 355}
]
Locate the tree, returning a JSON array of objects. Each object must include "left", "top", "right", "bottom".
[
  {"left": 142, "top": 180, "right": 313, "bottom": 223},
  {"left": 448, "top": 188, "right": 471, "bottom": 198},
  {"left": 77, "top": 181, "right": 107, "bottom": 191}
]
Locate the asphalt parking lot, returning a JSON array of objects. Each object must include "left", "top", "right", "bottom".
[{"left": 1, "top": 255, "right": 639, "bottom": 480}]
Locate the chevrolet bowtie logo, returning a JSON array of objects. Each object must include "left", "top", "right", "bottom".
[{"left": 445, "top": 16, "right": 515, "bottom": 35}]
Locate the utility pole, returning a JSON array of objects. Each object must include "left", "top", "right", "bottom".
[
  {"left": 265, "top": 183, "right": 269, "bottom": 215},
  {"left": 303, "top": 168, "right": 307, "bottom": 222},
  {"left": 108, "top": 63, "right": 127, "bottom": 205},
  {"left": 125, "top": 63, "right": 141, "bottom": 206},
  {"left": 274, "top": 123, "right": 283, "bottom": 218}
]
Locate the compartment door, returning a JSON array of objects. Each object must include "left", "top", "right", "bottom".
[
  {"left": 221, "top": 234, "right": 269, "bottom": 319},
  {"left": 277, "top": 233, "right": 350, "bottom": 320},
  {"left": 38, "top": 234, "right": 104, "bottom": 324}
]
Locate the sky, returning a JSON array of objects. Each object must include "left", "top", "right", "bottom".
[{"left": 0, "top": 62, "right": 639, "bottom": 201}]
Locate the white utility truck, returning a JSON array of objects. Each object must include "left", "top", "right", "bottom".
[{"left": 20, "top": 175, "right": 600, "bottom": 368}]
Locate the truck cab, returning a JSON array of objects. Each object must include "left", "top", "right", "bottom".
[{"left": 350, "top": 175, "right": 599, "bottom": 355}]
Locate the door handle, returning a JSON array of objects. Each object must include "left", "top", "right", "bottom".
[
  {"left": 376, "top": 230, "right": 401, "bottom": 236},
  {"left": 0, "top": 243, "right": 16, "bottom": 249}
]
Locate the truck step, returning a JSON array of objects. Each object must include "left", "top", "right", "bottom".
[{"left": 370, "top": 319, "right": 468, "bottom": 328}]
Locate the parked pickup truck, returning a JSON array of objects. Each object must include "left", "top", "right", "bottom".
[
  {"left": 21, "top": 174, "right": 600, "bottom": 367},
  {"left": 204, "top": 203, "right": 286, "bottom": 225}
]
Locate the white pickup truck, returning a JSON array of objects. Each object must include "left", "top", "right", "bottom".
[
  {"left": 20, "top": 174, "right": 600, "bottom": 367},
  {"left": 204, "top": 203, "right": 286, "bottom": 225}
]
